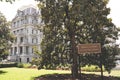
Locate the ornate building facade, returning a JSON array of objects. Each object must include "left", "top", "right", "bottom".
[{"left": 8, "top": 5, "right": 43, "bottom": 63}]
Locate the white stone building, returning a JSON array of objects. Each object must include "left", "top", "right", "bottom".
[{"left": 8, "top": 5, "right": 43, "bottom": 63}]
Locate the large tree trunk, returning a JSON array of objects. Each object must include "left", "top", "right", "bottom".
[
  {"left": 70, "top": 34, "right": 78, "bottom": 78},
  {"left": 65, "top": 3, "right": 78, "bottom": 78},
  {"left": 72, "top": 53, "right": 78, "bottom": 78}
]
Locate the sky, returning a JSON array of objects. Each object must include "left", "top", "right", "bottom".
[
  {"left": 107, "top": 0, "right": 120, "bottom": 27},
  {"left": 0, "top": 0, "right": 38, "bottom": 21}
]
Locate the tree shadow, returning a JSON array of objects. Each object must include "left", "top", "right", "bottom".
[
  {"left": 33, "top": 73, "right": 120, "bottom": 80},
  {"left": 0, "top": 70, "right": 7, "bottom": 74}
]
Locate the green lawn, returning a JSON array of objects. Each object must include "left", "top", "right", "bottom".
[
  {"left": 0, "top": 67, "right": 70, "bottom": 80},
  {"left": 0, "top": 67, "right": 120, "bottom": 80},
  {"left": 83, "top": 70, "right": 120, "bottom": 77}
]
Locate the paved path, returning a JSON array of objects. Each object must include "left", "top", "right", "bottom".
[{"left": 113, "top": 64, "right": 120, "bottom": 70}]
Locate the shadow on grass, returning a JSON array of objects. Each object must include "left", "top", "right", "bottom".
[
  {"left": 0, "top": 70, "right": 7, "bottom": 74},
  {"left": 33, "top": 73, "right": 120, "bottom": 80}
]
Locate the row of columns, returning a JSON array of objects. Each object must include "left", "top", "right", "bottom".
[{"left": 11, "top": 46, "right": 33, "bottom": 55}]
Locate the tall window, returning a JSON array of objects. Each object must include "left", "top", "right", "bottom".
[
  {"left": 19, "top": 58, "right": 21, "bottom": 62},
  {"left": 32, "top": 38, "right": 37, "bottom": 43},
  {"left": 32, "top": 29, "right": 37, "bottom": 34},
  {"left": 13, "top": 22, "right": 15, "bottom": 27},
  {"left": 14, "top": 47, "right": 17, "bottom": 55},
  {"left": 26, "top": 46, "right": 29, "bottom": 54},
  {"left": 17, "top": 21, "right": 19, "bottom": 27},
  {"left": 17, "top": 30, "right": 19, "bottom": 34},
  {"left": 21, "top": 19, "right": 23, "bottom": 25},
  {"left": 21, "top": 29, "right": 23, "bottom": 33},
  {"left": 11, "top": 48, "right": 13, "bottom": 55},
  {"left": 20, "top": 37, "right": 23, "bottom": 43},
  {"left": 27, "top": 58, "right": 29, "bottom": 63},
  {"left": 20, "top": 47, "right": 23, "bottom": 54},
  {"left": 14, "top": 37, "right": 17, "bottom": 43},
  {"left": 32, "top": 48, "right": 33, "bottom": 53}
]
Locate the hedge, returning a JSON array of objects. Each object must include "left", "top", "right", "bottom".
[{"left": 0, "top": 62, "right": 17, "bottom": 68}]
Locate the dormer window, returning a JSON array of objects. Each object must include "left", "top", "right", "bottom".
[{"left": 17, "top": 10, "right": 24, "bottom": 16}]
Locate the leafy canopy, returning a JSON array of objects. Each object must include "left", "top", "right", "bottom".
[
  {"left": 0, "top": 0, "right": 15, "bottom": 3},
  {"left": 0, "top": 12, "right": 14, "bottom": 59},
  {"left": 36, "top": 0, "right": 119, "bottom": 76}
]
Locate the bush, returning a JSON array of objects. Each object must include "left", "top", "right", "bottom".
[
  {"left": 56, "top": 64, "right": 71, "bottom": 70},
  {"left": 17, "top": 63, "right": 23, "bottom": 68},
  {"left": 31, "top": 58, "right": 41, "bottom": 66},
  {"left": 81, "top": 65, "right": 105, "bottom": 72},
  {"left": 17, "top": 63, "right": 32, "bottom": 68},
  {"left": 23, "top": 63, "right": 31, "bottom": 68},
  {"left": 0, "top": 62, "right": 17, "bottom": 68}
]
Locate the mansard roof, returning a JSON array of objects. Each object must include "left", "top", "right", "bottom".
[{"left": 18, "top": 4, "right": 37, "bottom": 11}]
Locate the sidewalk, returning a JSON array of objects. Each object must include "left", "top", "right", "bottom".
[{"left": 113, "top": 64, "right": 120, "bottom": 70}]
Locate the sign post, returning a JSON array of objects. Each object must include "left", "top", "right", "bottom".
[{"left": 77, "top": 43, "right": 103, "bottom": 80}]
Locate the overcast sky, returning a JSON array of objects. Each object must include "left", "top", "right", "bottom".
[
  {"left": 0, "top": 0, "right": 120, "bottom": 27},
  {"left": 0, "top": 0, "right": 38, "bottom": 21}
]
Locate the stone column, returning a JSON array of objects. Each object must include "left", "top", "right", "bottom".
[
  {"left": 29, "top": 46, "right": 32, "bottom": 54},
  {"left": 13, "top": 47, "right": 15, "bottom": 55},
  {"left": 18, "top": 37, "right": 20, "bottom": 44},
  {"left": 11, "top": 47, "right": 14, "bottom": 55},
  {"left": 23, "top": 46, "right": 26, "bottom": 55},
  {"left": 17, "top": 46, "right": 19, "bottom": 55}
]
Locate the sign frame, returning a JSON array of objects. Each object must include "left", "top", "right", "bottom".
[{"left": 77, "top": 43, "right": 101, "bottom": 54}]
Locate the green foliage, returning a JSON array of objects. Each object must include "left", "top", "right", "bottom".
[
  {"left": 23, "top": 63, "right": 32, "bottom": 68},
  {"left": 81, "top": 65, "right": 105, "bottom": 72},
  {"left": 56, "top": 64, "right": 71, "bottom": 70},
  {"left": 0, "top": 0, "right": 16, "bottom": 3},
  {"left": 37, "top": 0, "right": 119, "bottom": 76},
  {"left": 17, "top": 63, "right": 23, "bottom": 68},
  {"left": 17, "top": 63, "right": 32, "bottom": 68},
  {"left": 0, "top": 68, "right": 120, "bottom": 80},
  {"left": 0, "top": 62, "right": 17, "bottom": 68},
  {"left": 32, "top": 46, "right": 42, "bottom": 67},
  {"left": 31, "top": 58, "right": 41, "bottom": 66},
  {"left": 0, "top": 67, "right": 70, "bottom": 80},
  {"left": 0, "top": 12, "right": 14, "bottom": 59}
]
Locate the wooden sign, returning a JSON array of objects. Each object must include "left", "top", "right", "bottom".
[{"left": 78, "top": 43, "right": 101, "bottom": 54}]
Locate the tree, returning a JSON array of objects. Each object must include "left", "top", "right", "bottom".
[
  {"left": 77, "top": 0, "right": 119, "bottom": 77},
  {"left": 32, "top": 46, "right": 42, "bottom": 66},
  {"left": 0, "top": 12, "right": 14, "bottom": 60},
  {"left": 0, "top": 0, "right": 15, "bottom": 3},
  {"left": 37, "top": 0, "right": 82, "bottom": 77},
  {"left": 36, "top": 0, "right": 119, "bottom": 78}
]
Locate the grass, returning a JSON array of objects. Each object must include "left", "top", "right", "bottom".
[
  {"left": 0, "top": 67, "right": 69, "bottom": 80},
  {"left": 83, "top": 70, "right": 120, "bottom": 77},
  {"left": 0, "top": 67, "right": 120, "bottom": 80}
]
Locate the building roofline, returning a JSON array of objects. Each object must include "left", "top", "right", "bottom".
[{"left": 18, "top": 4, "right": 37, "bottom": 11}]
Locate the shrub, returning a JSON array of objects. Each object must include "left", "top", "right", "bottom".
[
  {"left": 17, "top": 63, "right": 32, "bottom": 68},
  {"left": 81, "top": 65, "right": 105, "bottom": 72},
  {"left": 17, "top": 63, "right": 23, "bottom": 68},
  {"left": 23, "top": 63, "right": 32, "bottom": 68},
  {"left": 0, "top": 62, "right": 17, "bottom": 68},
  {"left": 56, "top": 64, "right": 71, "bottom": 70},
  {"left": 31, "top": 58, "right": 41, "bottom": 66}
]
